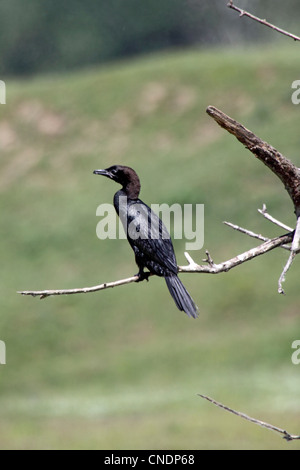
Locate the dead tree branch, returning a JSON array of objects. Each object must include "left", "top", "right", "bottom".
[
  {"left": 258, "top": 204, "right": 293, "bottom": 232},
  {"left": 180, "top": 233, "right": 293, "bottom": 274},
  {"left": 223, "top": 220, "right": 291, "bottom": 251},
  {"left": 227, "top": 1, "right": 300, "bottom": 42},
  {"left": 198, "top": 394, "right": 300, "bottom": 442},
  {"left": 18, "top": 233, "right": 293, "bottom": 299},
  {"left": 226, "top": 0, "right": 300, "bottom": 292},
  {"left": 206, "top": 105, "right": 300, "bottom": 294},
  {"left": 18, "top": 275, "right": 141, "bottom": 299},
  {"left": 206, "top": 106, "right": 300, "bottom": 216}
]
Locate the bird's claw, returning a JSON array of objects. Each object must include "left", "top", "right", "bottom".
[{"left": 135, "top": 271, "right": 151, "bottom": 282}]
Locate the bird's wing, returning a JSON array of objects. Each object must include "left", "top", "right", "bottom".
[{"left": 126, "top": 200, "right": 178, "bottom": 274}]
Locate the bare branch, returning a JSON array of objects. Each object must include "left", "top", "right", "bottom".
[
  {"left": 278, "top": 216, "right": 300, "bottom": 294},
  {"left": 227, "top": 1, "right": 300, "bottom": 42},
  {"left": 18, "top": 233, "right": 293, "bottom": 299},
  {"left": 179, "top": 233, "right": 293, "bottom": 274},
  {"left": 18, "top": 274, "right": 141, "bottom": 299},
  {"left": 278, "top": 251, "right": 296, "bottom": 295},
  {"left": 198, "top": 394, "right": 300, "bottom": 441},
  {"left": 206, "top": 106, "right": 300, "bottom": 217},
  {"left": 224, "top": 221, "right": 276, "bottom": 243},
  {"left": 207, "top": 106, "right": 300, "bottom": 289},
  {"left": 258, "top": 204, "right": 293, "bottom": 232},
  {"left": 291, "top": 216, "right": 300, "bottom": 253},
  {"left": 224, "top": 220, "right": 291, "bottom": 251}
]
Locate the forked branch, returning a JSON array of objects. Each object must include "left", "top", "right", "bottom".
[
  {"left": 18, "top": 233, "right": 293, "bottom": 299},
  {"left": 180, "top": 233, "right": 293, "bottom": 274},
  {"left": 206, "top": 105, "right": 300, "bottom": 293}
]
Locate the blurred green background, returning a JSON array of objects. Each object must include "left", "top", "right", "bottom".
[{"left": 0, "top": 0, "right": 300, "bottom": 450}]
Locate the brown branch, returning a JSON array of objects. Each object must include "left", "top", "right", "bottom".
[
  {"left": 206, "top": 106, "right": 300, "bottom": 217},
  {"left": 198, "top": 394, "right": 300, "bottom": 442},
  {"left": 227, "top": 1, "right": 300, "bottom": 42}
]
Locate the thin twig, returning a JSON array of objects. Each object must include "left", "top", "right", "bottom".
[
  {"left": 258, "top": 204, "right": 293, "bottom": 232},
  {"left": 198, "top": 394, "right": 300, "bottom": 442},
  {"left": 18, "top": 274, "right": 140, "bottom": 299},
  {"left": 278, "top": 216, "right": 300, "bottom": 294},
  {"left": 224, "top": 221, "right": 291, "bottom": 251},
  {"left": 278, "top": 251, "right": 296, "bottom": 295},
  {"left": 227, "top": 1, "right": 300, "bottom": 42},
  {"left": 224, "top": 221, "right": 268, "bottom": 242}
]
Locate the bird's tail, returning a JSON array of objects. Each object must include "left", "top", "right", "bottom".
[{"left": 165, "top": 274, "right": 198, "bottom": 319}]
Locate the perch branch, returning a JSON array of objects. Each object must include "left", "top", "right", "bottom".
[
  {"left": 180, "top": 233, "right": 293, "bottom": 274},
  {"left": 227, "top": 1, "right": 300, "bottom": 42},
  {"left": 18, "top": 275, "right": 141, "bottom": 299},
  {"left": 198, "top": 394, "right": 300, "bottom": 441},
  {"left": 17, "top": 233, "right": 293, "bottom": 299}
]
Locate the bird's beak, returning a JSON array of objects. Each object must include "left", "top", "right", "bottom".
[{"left": 93, "top": 169, "right": 111, "bottom": 178}]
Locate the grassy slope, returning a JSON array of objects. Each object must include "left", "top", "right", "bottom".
[{"left": 0, "top": 45, "right": 300, "bottom": 449}]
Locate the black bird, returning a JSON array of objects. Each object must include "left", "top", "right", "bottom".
[{"left": 93, "top": 165, "right": 198, "bottom": 318}]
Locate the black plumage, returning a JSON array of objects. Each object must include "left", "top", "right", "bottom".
[{"left": 94, "top": 165, "right": 198, "bottom": 318}]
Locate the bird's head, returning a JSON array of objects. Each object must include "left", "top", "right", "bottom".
[{"left": 93, "top": 165, "right": 141, "bottom": 198}]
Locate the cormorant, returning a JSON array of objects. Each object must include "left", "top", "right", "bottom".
[{"left": 94, "top": 165, "right": 198, "bottom": 318}]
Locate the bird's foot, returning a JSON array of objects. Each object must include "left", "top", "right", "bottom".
[{"left": 135, "top": 271, "right": 151, "bottom": 282}]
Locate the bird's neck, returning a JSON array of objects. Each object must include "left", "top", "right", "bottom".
[
  {"left": 123, "top": 176, "right": 141, "bottom": 199},
  {"left": 113, "top": 188, "right": 140, "bottom": 215}
]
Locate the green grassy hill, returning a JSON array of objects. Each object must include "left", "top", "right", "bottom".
[{"left": 0, "top": 45, "right": 300, "bottom": 449}]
